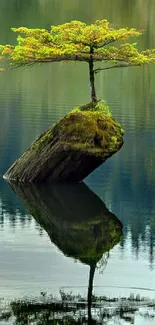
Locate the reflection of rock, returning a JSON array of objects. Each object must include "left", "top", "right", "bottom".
[
  {"left": 9, "top": 181, "right": 123, "bottom": 324},
  {"left": 4, "top": 108, "right": 123, "bottom": 182},
  {"left": 10, "top": 182, "right": 123, "bottom": 266}
]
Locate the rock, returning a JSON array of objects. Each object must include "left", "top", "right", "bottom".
[{"left": 3, "top": 104, "right": 124, "bottom": 183}]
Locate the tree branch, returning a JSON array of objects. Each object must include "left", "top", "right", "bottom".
[
  {"left": 9, "top": 53, "right": 126, "bottom": 67},
  {"left": 72, "top": 35, "right": 125, "bottom": 49},
  {"left": 94, "top": 63, "right": 137, "bottom": 73},
  {"left": 94, "top": 39, "right": 117, "bottom": 49}
]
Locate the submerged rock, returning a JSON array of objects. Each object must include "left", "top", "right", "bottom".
[{"left": 4, "top": 104, "right": 124, "bottom": 182}]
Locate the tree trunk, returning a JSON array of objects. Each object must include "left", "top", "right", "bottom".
[
  {"left": 89, "top": 48, "right": 97, "bottom": 104},
  {"left": 87, "top": 263, "right": 96, "bottom": 323}
]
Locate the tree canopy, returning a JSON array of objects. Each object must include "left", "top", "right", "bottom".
[
  {"left": 1, "top": 19, "right": 155, "bottom": 103},
  {"left": 0, "top": 19, "right": 155, "bottom": 68}
]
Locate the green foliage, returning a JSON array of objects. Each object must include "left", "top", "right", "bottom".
[
  {"left": 0, "top": 19, "right": 155, "bottom": 68},
  {"left": 1, "top": 19, "right": 154, "bottom": 105},
  {"left": 78, "top": 100, "right": 112, "bottom": 116},
  {"left": 95, "top": 100, "right": 111, "bottom": 116}
]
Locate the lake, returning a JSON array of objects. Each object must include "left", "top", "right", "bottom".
[{"left": 0, "top": 1, "right": 155, "bottom": 324}]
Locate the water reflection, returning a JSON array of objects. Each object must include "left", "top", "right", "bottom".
[
  {"left": 1, "top": 177, "right": 155, "bottom": 269},
  {"left": 1, "top": 182, "right": 155, "bottom": 324},
  {"left": 8, "top": 182, "right": 122, "bottom": 324},
  {"left": 1, "top": 292, "right": 155, "bottom": 325}
]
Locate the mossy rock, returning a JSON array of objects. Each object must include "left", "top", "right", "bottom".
[{"left": 4, "top": 103, "right": 124, "bottom": 182}]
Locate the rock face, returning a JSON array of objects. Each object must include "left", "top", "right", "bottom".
[{"left": 4, "top": 105, "right": 124, "bottom": 183}]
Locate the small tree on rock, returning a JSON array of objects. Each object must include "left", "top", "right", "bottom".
[{"left": 0, "top": 19, "right": 155, "bottom": 104}]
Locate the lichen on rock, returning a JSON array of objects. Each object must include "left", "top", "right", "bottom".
[{"left": 4, "top": 102, "right": 124, "bottom": 183}]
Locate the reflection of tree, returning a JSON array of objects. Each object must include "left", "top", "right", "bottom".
[
  {"left": 120, "top": 209, "right": 155, "bottom": 268},
  {"left": 9, "top": 181, "right": 123, "bottom": 324}
]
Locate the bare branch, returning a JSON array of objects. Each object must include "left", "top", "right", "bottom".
[{"left": 94, "top": 63, "right": 138, "bottom": 73}]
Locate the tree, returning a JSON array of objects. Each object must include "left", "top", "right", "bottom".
[{"left": 0, "top": 19, "right": 155, "bottom": 104}]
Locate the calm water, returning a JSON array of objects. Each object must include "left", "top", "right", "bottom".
[{"left": 1, "top": 0, "right": 155, "bottom": 324}]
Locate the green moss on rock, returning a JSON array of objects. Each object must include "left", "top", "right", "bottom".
[
  {"left": 32, "top": 103, "right": 123, "bottom": 155},
  {"left": 4, "top": 102, "right": 124, "bottom": 183}
]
